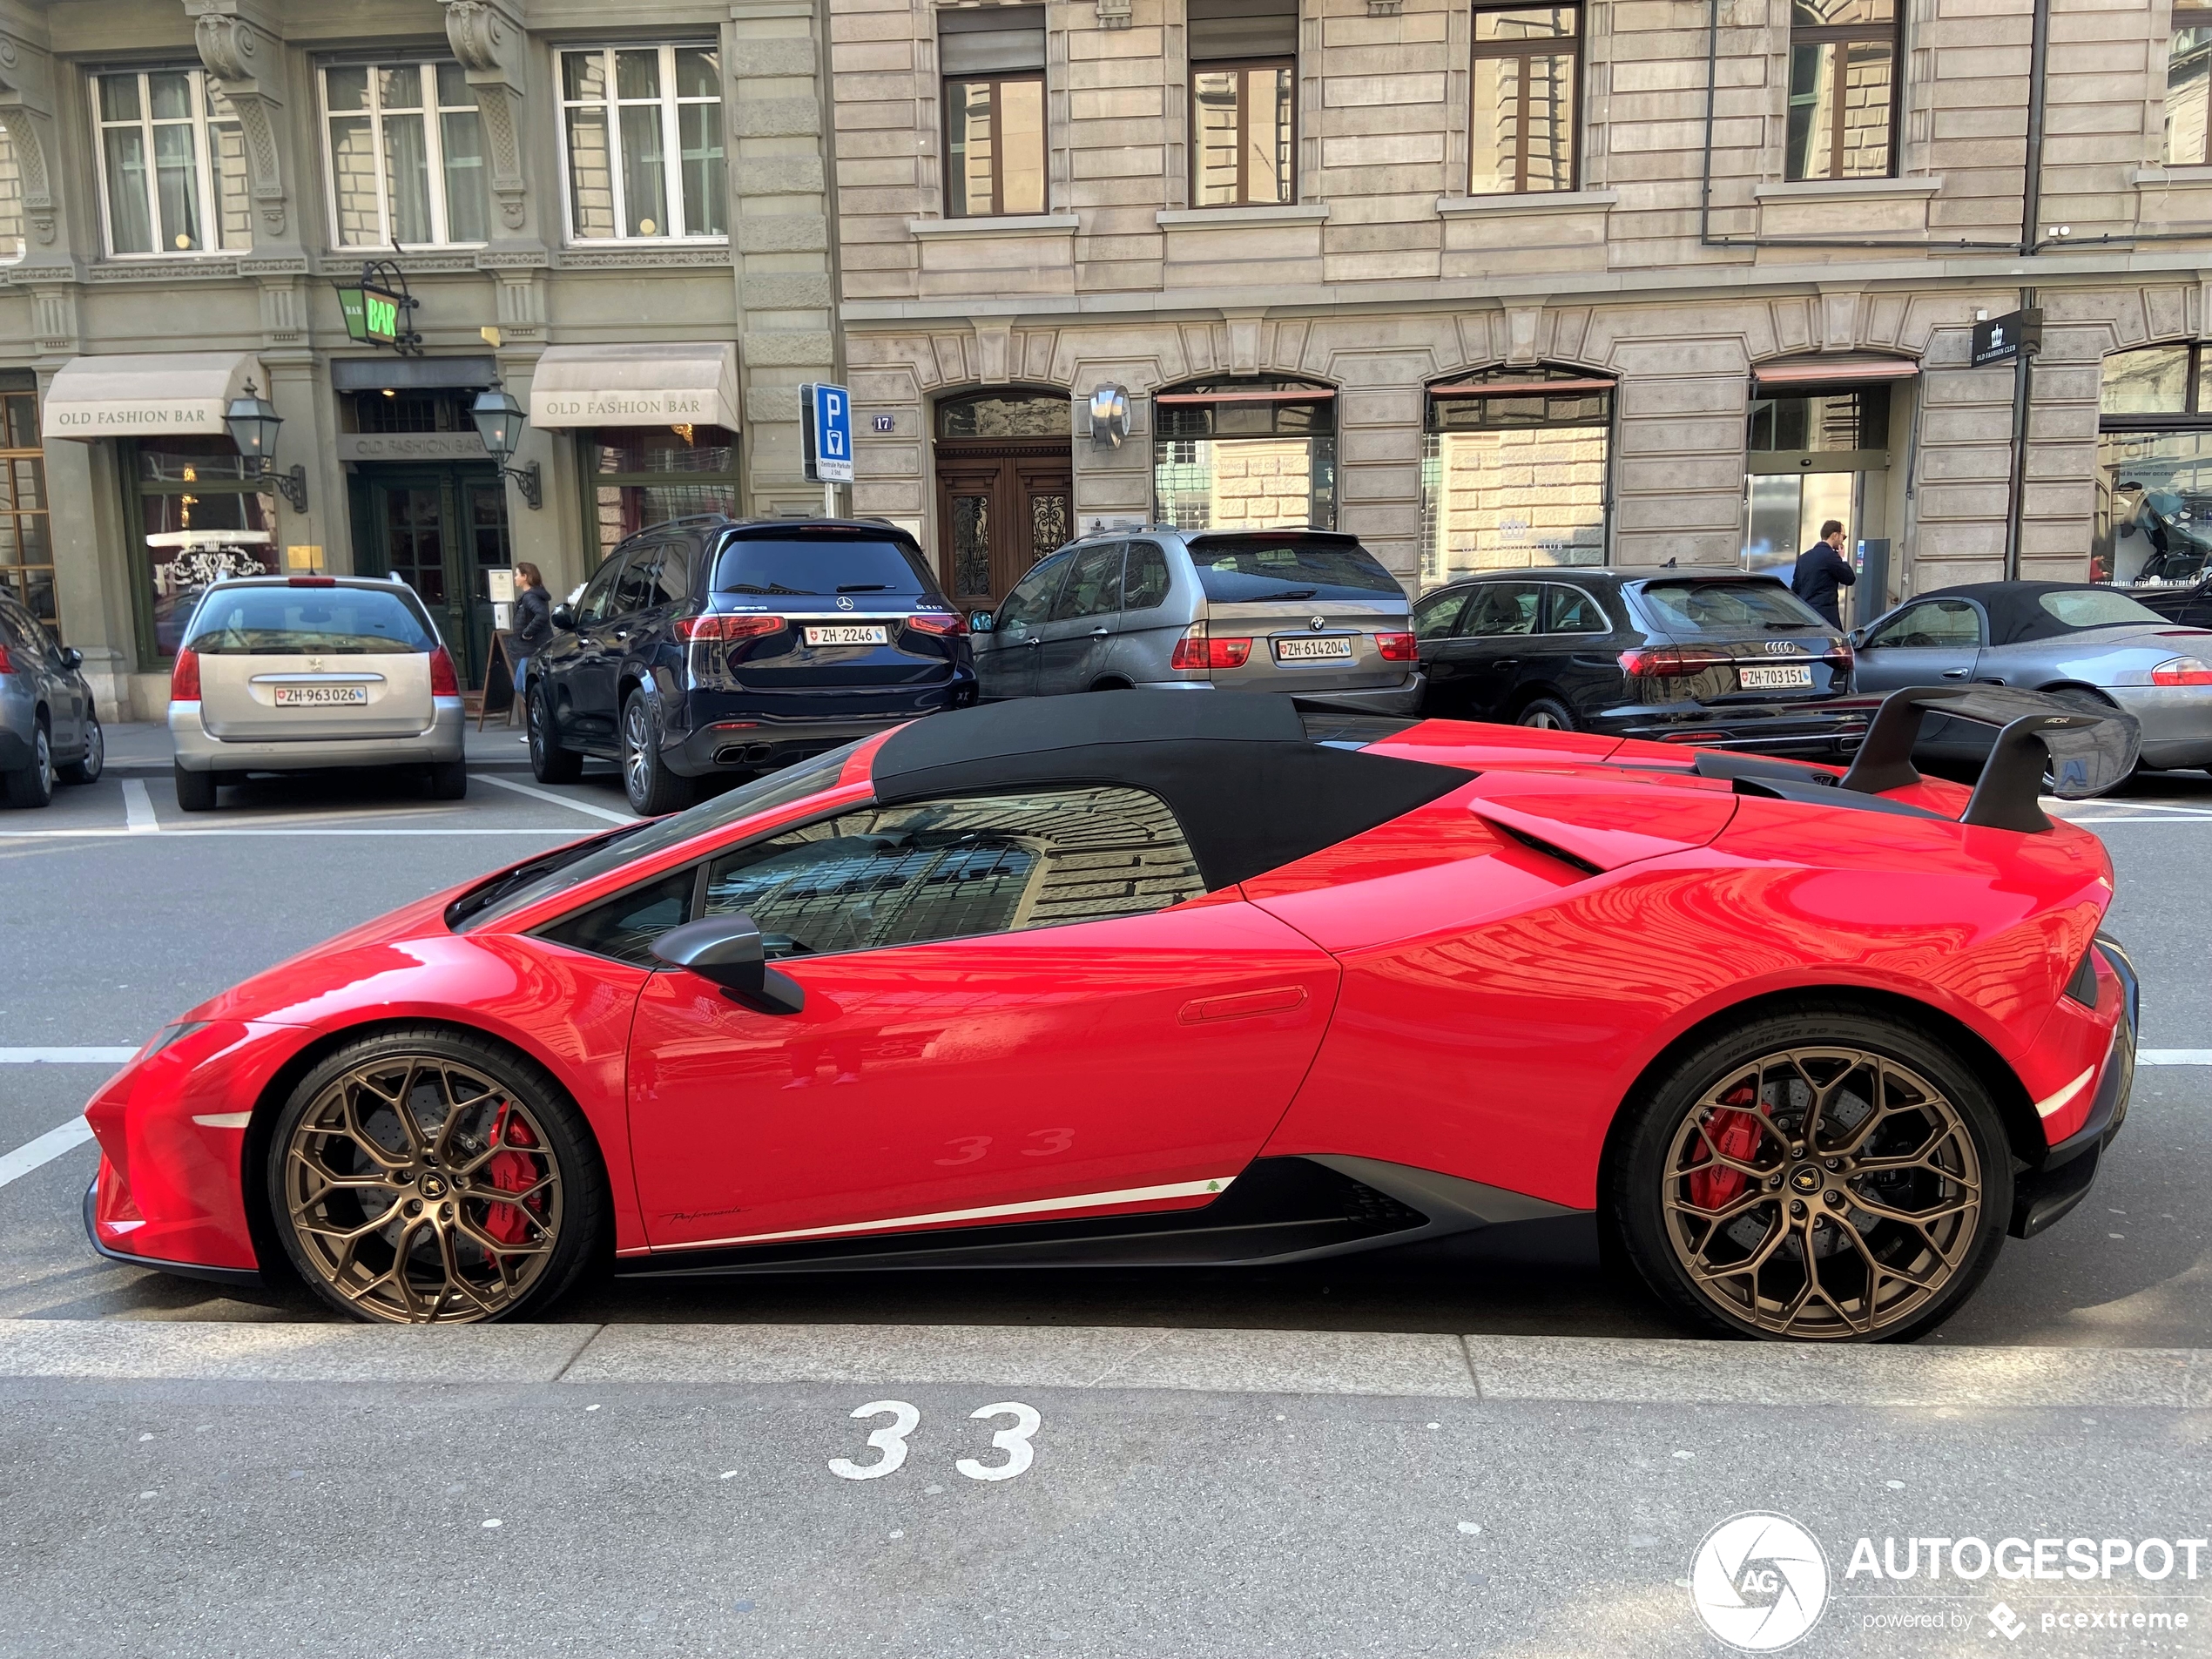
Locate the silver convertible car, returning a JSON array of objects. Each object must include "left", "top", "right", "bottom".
[{"left": 1852, "top": 581, "right": 2212, "bottom": 774}]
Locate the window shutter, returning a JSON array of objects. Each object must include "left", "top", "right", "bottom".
[
  {"left": 940, "top": 5, "right": 1048, "bottom": 74},
  {"left": 1188, "top": 0, "right": 1299, "bottom": 60}
]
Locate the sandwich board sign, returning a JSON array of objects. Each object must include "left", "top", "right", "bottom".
[{"left": 801, "top": 383, "right": 854, "bottom": 486}]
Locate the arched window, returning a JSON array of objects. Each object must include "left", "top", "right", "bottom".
[
  {"left": 1420, "top": 366, "right": 1611, "bottom": 584},
  {"left": 1152, "top": 377, "right": 1336, "bottom": 531},
  {"left": 935, "top": 389, "right": 1071, "bottom": 440}
]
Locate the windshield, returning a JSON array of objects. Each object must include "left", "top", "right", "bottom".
[
  {"left": 2040, "top": 590, "right": 2168, "bottom": 629},
  {"left": 449, "top": 744, "right": 866, "bottom": 932},
  {"left": 1637, "top": 579, "right": 1829, "bottom": 633},
  {"left": 712, "top": 536, "right": 941, "bottom": 598},
  {"left": 185, "top": 587, "right": 435, "bottom": 654},
  {"left": 1189, "top": 536, "right": 1405, "bottom": 604}
]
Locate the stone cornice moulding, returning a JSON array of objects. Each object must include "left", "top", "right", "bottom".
[
  {"left": 1437, "top": 191, "right": 1617, "bottom": 218},
  {"left": 907, "top": 213, "right": 1080, "bottom": 239},
  {"left": 1750, "top": 176, "right": 1944, "bottom": 202},
  {"left": 0, "top": 23, "right": 59, "bottom": 251},
  {"left": 183, "top": 0, "right": 289, "bottom": 240},
  {"left": 443, "top": 0, "right": 530, "bottom": 236},
  {"left": 1156, "top": 204, "right": 1331, "bottom": 228}
]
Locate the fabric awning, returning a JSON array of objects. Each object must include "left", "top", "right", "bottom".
[
  {"left": 528, "top": 342, "right": 740, "bottom": 430},
  {"left": 1753, "top": 356, "right": 1919, "bottom": 388},
  {"left": 41, "top": 351, "right": 262, "bottom": 440}
]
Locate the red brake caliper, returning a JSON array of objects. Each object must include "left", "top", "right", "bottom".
[
  {"left": 1689, "top": 1086, "right": 1764, "bottom": 1211},
  {"left": 480, "top": 1105, "right": 542, "bottom": 1247}
]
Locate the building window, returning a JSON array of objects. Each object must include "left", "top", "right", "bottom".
[
  {"left": 2168, "top": 8, "right": 2212, "bottom": 165},
  {"left": 1743, "top": 377, "right": 1897, "bottom": 582},
  {"left": 942, "top": 6, "right": 1047, "bottom": 218},
  {"left": 2096, "top": 343, "right": 2212, "bottom": 585},
  {"left": 1155, "top": 380, "right": 1335, "bottom": 531},
  {"left": 91, "top": 69, "right": 250, "bottom": 255},
  {"left": 0, "top": 378, "right": 51, "bottom": 633},
  {"left": 1420, "top": 368, "right": 1612, "bottom": 584},
  {"left": 321, "top": 63, "right": 489, "bottom": 248},
  {"left": 0, "top": 121, "right": 24, "bottom": 261},
  {"left": 128, "top": 437, "right": 279, "bottom": 660},
  {"left": 560, "top": 45, "right": 726, "bottom": 243},
  {"left": 1189, "top": 0, "right": 1297, "bottom": 207},
  {"left": 590, "top": 424, "right": 738, "bottom": 556},
  {"left": 1470, "top": 6, "right": 1580, "bottom": 194},
  {"left": 1784, "top": 0, "right": 1898, "bottom": 181}
]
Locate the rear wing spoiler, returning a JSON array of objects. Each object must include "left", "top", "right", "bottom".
[{"left": 1837, "top": 685, "right": 2141, "bottom": 833}]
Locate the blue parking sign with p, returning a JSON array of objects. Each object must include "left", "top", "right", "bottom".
[{"left": 804, "top": 382, "right": 855, "bottom": 486}]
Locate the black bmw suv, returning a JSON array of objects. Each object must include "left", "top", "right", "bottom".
[{"left": 529, "top": 517, "right": 976, "bottom": 813}]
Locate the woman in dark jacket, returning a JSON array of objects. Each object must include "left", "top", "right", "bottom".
[{"left": 511, "top": 562, "right": 553, "bottom": 693}]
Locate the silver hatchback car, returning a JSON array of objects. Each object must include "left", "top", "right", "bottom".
[
  {"left": 969, "top": 527, "right": 1423, "bottom": 712},
  {"left": 168, "top": 575, "right": 466, "bottom": 811}
]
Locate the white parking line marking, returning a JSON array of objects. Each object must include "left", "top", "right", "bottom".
[
  {"left": 476, "top": 773, "right": 639, "bottom": 826},
  {"left": 0, "top": 1048, "right": 136, "bottom": 1063},
  {"left": 2139, "top": 1050, "right": 2212, "bottom": 1064},
  {"left": 120, "top": 779, "right": 158, "bottom": 833},
  {"left": 0, "top": 1116, "right": 93, "bottom": 1189}
]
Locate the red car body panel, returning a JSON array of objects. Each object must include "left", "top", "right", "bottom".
[{"left": 80, "top": 705, "right": 2129, "bottom": 1285}]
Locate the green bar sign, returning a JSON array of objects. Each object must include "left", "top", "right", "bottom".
[
  {"left": 363, "top": 287, "right": 401, "bottom": 346},
  {"left": 336, "top": 287, "right": 368, "bottom": 343}
]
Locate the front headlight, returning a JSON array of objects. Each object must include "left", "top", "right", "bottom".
[{"left": 138, "top": 1021, "right": 209, "bottom": 1061}]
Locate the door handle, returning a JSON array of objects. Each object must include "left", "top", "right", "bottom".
[
  {"left": 1494, "top": 658, "right": 1520, "bottom": 669},
  {"left": 1024, "top": 637, "right": 1042, "bottom": 649},
  {"left": 1940, "top": 668, "right": 1970, "bottom": 679},
  {"left": 1089, "top": 627, "right": 1109, "bottom": 638},
  {"left": 1178, "top": 985, "right": 1309, "bottom": 1024}
]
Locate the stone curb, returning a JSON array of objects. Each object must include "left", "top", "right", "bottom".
[{"left": 0, "top": 1319, "right": 2204, "bottom": 1406}]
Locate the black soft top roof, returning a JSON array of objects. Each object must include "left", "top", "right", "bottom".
[
  {"left": 870, "top": 692, "right": 1467, "bottom": 888},
  {"left": 1918, "top": 581, "right": 2162, "bottom": 645}
]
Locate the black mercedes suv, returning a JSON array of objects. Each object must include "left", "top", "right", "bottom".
[{"left": 529, "top": 518, "right": 977, "bottom": 814}]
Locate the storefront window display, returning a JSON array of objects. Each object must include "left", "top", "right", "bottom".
[
  {"left": 130, "top": 436, "right": 278, "bottom": 659},
  {"left": 2096, "top": 343, "right": 2212, "bottom": 587},
  {"left": 1742, "top": 381, "right": 1892, "bottom": 580},
  {"left": 589, "top": 423, "right": 738, "bottom": 558},
  {"left": 1154, "top": 380, "right": 1335, "bottom": 532},
  {"left": 1419, "top": 368, "right": 1611, "bottom": 584},
  {"left": 0, "top": 375, "right": 53, "bottom": 633}
]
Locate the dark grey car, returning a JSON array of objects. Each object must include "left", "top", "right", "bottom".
[{"left": 0, "top": 590, "right": 102, "bottom": 807}]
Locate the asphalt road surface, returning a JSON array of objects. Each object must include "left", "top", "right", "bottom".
[{"left": 2, "top": 733, "right": 2209, "bottom": 1658}]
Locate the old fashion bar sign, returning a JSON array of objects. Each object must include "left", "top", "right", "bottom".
[
  {"left": 40, "top": 351, "right": 263, "bottom": 440},
  {"left": 530, "top": 389, "right": 718, "bottom": 422}
]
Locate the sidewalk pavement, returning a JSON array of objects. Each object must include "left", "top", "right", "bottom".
[{"left": 102, "top": 719, "right": 540, "bottom": 770}]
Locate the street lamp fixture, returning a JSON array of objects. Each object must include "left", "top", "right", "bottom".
[
  {"left": 223, "top": 380, "right": 309, "bottom": 513},
  {"left": 469, "top": 381, "right": 543, "bottom": 510}
]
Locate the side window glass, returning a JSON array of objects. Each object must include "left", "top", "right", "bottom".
[
  {"left": 656, "top": 541, "right": 695, "bottom": 605},
  {"left": 1413, "top": 590, "right": 1467, "bottom": 641},
  {"left": 1460, "top": 582, "right": 1543, "bottom": 637},
  {"left": 1867, "top": 600, "right": 1979, "bottom": 650},
  {"left": 538, "top": 868, "right": 694, "bottom": 968},
  {"left": 1123, "top": 543, "right": 1172, "bottom": 610},
  {"left": 613, "top": 546, "right": 664, "bottom": 614},
  {"left": 995, "top": 555, "right": 1069, "bottom": 636},
  {"left": 577, "top": 553, "right": 627, "bottom": 624},
  {"left": 699, "top": 786, "right": 1206, "bottom": 959},
  {"left": 1546, "top": 586, "right": 1608, "bottom": 635},
  {"left": 1050, "top": 543, "right": 1125, "bottom": 622}
]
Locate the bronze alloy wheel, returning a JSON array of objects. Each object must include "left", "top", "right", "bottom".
[
  {"left": 281, "top": 1053, "right": 563, "bottom": 1324},
  {"left": 1659, "top": 1045, "right": 1983, "bottom": 1340}
]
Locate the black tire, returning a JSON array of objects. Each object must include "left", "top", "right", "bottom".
[
  {"left": 621, "top": 689, "right": 694, "bottom": 816},
  {"left": 3, "top": 718, "right": 53, "bottom": 808},
  {"left": 1515, "top": 695, "right": 1577, "bottom": 732},
  {"left": 528, "top": 682, "right": 583, "bottom": 784},
  {"left": 428, "top": 759, "right": 468, "bottom": 800},
  {"left": 266, "top": 1026, "right": 607, "bottom": 1325},
  {"left": 172, "top": 760, "right": 218, "bottom": 813},
  {"left": 1607, "top": 1007, "right": 2013, "bottom": 1344},
  {"left": 57, "top": 710, "right": 103, "bottom": 785}
]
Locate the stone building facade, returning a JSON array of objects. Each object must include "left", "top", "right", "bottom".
[
  {"left": 0, "top": 0, "right": 839, "bottom": 718},
  {"left": 827, "top": 0, "right": 2212, "bottom": 624}
]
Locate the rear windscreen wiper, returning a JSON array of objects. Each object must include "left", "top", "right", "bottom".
[
  {"left": 1251, "top": 587, "right": 1320, "bottom": 602},
  {"left": 723, "top": 582, "right": 817, "bottom": 596},
  {"left": 835, "top": 583, "right": 894, "bottom": 593}
]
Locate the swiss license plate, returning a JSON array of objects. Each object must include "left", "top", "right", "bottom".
[
  {"left": 803, "top": 624, "right": 888, "bottom": 647},
  {"left": 1274, "top": 636, "right": 1355, "bottom": 663},
  {"left": 1738, "top": 664, "right": 1814, "bottom": 691},
  {"left": 273, "top": 685, "right": 368, "bottom": 706}
]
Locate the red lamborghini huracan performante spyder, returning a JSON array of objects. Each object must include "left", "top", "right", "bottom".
[{"left": 84, "top": 688, "right": 2137, "bottom": 1341}]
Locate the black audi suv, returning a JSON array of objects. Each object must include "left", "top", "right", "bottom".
[
  {"left": 529, "top": 517, "right": 977, "bottom": 813},
  {"left": 1412, "top": 566, "right": 1871, "bottom": 756}
]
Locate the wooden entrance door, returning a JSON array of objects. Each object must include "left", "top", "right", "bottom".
[
  {"left": 354, "top": 467, "right": 510, "bottom": 686},
  {"left": 934, "top": 442, "right": 1073, "bottom": 613}
]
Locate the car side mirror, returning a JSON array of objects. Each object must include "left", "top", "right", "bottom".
[
  {"left": 969, "top": 610, "right": 995, "bottom": 634},
  {"left": 650, "top": 913, "right": 805, "bottom": 1015},
  {"left": 60, "top": 647, "right": 83, "bottom": 671},
  {"left": 551, "top": 604, "right": 577, "bottom": 631},
  {"left": 1848, "top": 626, "right": 1869, "bottom": 648}
]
